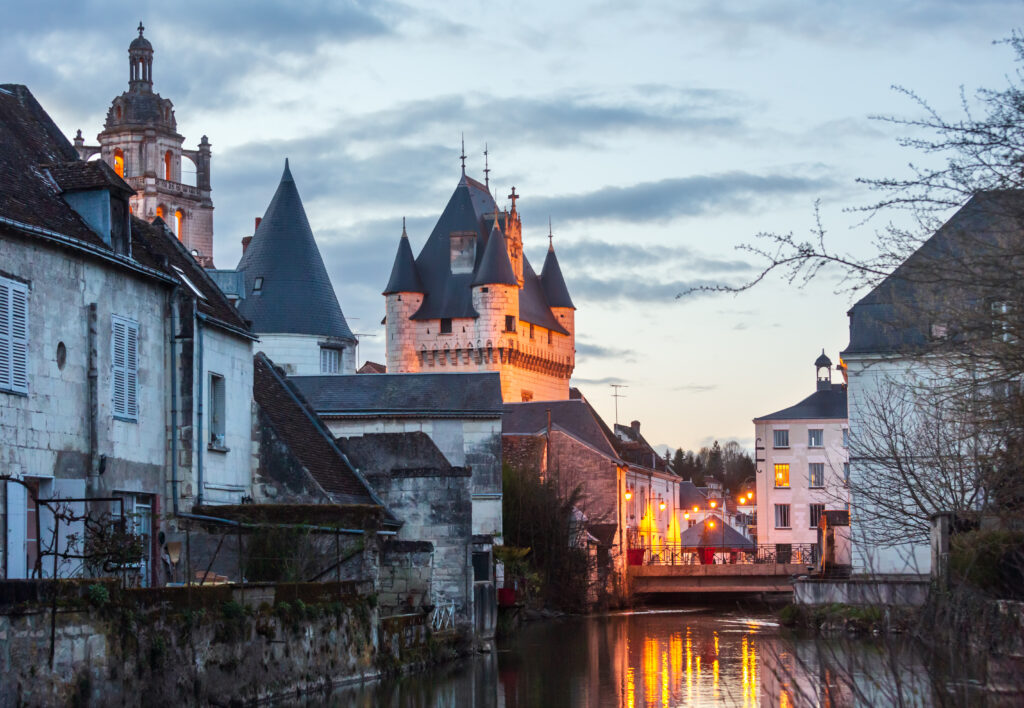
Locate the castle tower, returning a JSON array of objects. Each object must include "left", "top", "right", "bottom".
[
  {"left": 541, "top": 227, "right": 576, "bottom": 372},
  {"left": 237, "top": 160, "right": 358, "bottom": 375},
  {"left": 383, "top": 219, "right": 424, "bottom": 372},
  {"left": 75, "top": 23, "right": 215, "bottom": 265},
  {"left": 384, "top": 162, "right": 576, "bottom": 402}
]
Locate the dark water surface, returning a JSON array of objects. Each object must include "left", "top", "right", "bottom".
[{"left": 299, "top": 607, "right": 931, "bottom": 707}]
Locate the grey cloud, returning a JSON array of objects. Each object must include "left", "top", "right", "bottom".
[
  {"left": 553, "top": 239, "right": 753, "bottom": 274},
  {"left": 673, "top": 384, "right": 718, "bottom": 393},
  {"left": 567, "top": 274, "right": 733, "bottom": 303},
  {"left": 575, "top": 341, "right": 636, "bottom": 362},
  {"left": 571, "top": 376, "right": 629, "bottom": 387},
  {"left": 530, "top": 172, "right": 835, "bottom": 224}
]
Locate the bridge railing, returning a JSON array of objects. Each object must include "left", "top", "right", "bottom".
[{"left": 630, "top": 543, "right": 818, "bottom": 567}]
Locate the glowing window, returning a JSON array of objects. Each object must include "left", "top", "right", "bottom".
[
  {"left": 155, "top": 205, "right": 165, "bottom": 220},
  {"left": 113, "top": 149, "right": 124, "bottom": 177},
  {"left": 175, "top": 209, "right": 184, "bottom": 240},
  {"left": 164, "top": 151, "right": 172, "bottom": 180},
  {"left": 774, "top": 463, "right": 790, "bottom": 488}
]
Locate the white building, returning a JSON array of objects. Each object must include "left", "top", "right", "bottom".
[{"left": 753, "top": 352, "right": 849, "bottom": 554}]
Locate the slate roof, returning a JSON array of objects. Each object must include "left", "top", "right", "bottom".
[
  {"left": 503, "top": 399, "right": 620, "bottom": 459},
  {"left": 253, "top": 353, "right": 382, "bottom": 505},
  {"left": 678, "top": 481, "right": 708, "bottom": 509},
  {"left": 814, "top": 350, "right": 832, "bottom": 369},
  {"left": 679, "top": 520, "right": 753, "bottom": 548},
  {"left": 237, "top": 161, "right": 355, "bottom": 341},
  {"left": 471, "top": 222, "right": 517, "bottom": 286},
  {"left": 541, "top": 244, "right": 574, "bottom": 309},
  {"left": 290, "top": 372, "right": 503, "bottom": 417},
  {"left": 382, "top": 225, "right": 423, "bottom": 294},
  {"left": 337, "top": 432, "right": 457, "bottom": 475},
  {"left": 843, "top": 191, "right": 1024, "bottom": 357},
  {"left": 45, "top": 160, "right": 133, "bottom": 194},
  {"left": 399, "top": 173, "right": 569, "bottom": 334},
  {"left": 754, "top": 383, "right": 847, "bottom": 421}
]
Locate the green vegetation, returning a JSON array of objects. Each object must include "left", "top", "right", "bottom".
[{"left": 949, "top": 529, "right": 1024, "bottom": 600}]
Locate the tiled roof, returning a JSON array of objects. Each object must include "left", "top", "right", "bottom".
[
  {"left": 679, "top": 520, "right": 753, "bottom": 548},
  {"left": 401, "top": 174, "right": 569, "bottom": 334},
  {"left": 45, "top": 160, "right": 133, "bottom": 194},
  {"left": 754, "top": 383, "right": 847, "bottom": 421},
  {"left": 290, "top": 372, "right": 503, "bottom": 417},
  {"left": 253, "top": 354, "right": 381, "bottom": 505},
  {"left": 356, "top": 361, "right": 386, "bottom": 374},
  {"left": 843, "top": 191, "right": 1024, "bottom": 357},
  {"left": 237, "top": 161, "right": 355, "bottom": 341}
]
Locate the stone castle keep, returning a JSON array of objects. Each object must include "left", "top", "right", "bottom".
[
  {"left": 383, "top": 169, "right": 576, "bottom": 403},
  {"left": 75, "top": 24, "right": 214, "bottom": 266}
]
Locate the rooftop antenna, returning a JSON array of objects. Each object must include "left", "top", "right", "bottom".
[
  {"left": 548, "top": 216, "right": 553, "bottom": 249},
  {"left": 483, "top": 143, "right": 490, "bottom": 190},
  {"left": 459, "top": 134, "right": 466, "bottom": 175},
  {"left": 610, "top": 384, "right": 628, "bottom": 425}
]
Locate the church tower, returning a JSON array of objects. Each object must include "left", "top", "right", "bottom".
[{"left": 75, "top": 23, "right": 215, "bottom": 265}]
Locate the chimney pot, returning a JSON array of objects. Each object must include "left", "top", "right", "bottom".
[
  {"left": 241, "top": 236, "right": 252, "bottom": 253},
  {"left": 630, "top": 420, "right": 640, "bottom": 433},
  {"left": 254, "top": 217, "right": 262, "bottom": 231}
]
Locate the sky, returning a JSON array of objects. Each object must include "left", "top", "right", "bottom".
[{"left": 4, "top": 0, "right": 1019, "bottom": 453}]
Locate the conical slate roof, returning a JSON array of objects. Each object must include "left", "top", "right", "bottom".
[
  {"left": 541, "top": 244, "right": 574, "bottom": 309},
  {"left": 472, "top": 221, "right": 518, "bottom": 287},
  {"left": 237, "top": 160, "right": 355, "bottom": 341},
  {"left": 679, "top": 519, "right": 754, "bottom": 548},
  {"left": 383, "top": 222, "right": 423, "bottom": 295}
]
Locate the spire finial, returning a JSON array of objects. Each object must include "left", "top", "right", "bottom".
[
  {"left": 402, "top": 216, "right": 407, "bottom": 238},
  {"left": 138, "top": 21, "right": 145, "bottom": 36},
  {"left": 548, "top": 216, "right": 554, "bottom": 250},
  {"left": 508, "top": 186, "right": 518, "bottom": 212},
  {"left": 459, "top": 133, "right": 466, "bottom": 175},
  {"left": 483, "top": 143, "right": 490, "bottom": 189}
]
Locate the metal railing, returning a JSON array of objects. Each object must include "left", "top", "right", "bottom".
[
  {"left": 631, "top": 543, "right": 818, "bottom": 567},
  {"left": 430, "top": 599, "right": 455, "bottom": 632}
]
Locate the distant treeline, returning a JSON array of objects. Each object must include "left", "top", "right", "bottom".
[{"left": 671, "top": 440, "right": 755, "bottom": 492}]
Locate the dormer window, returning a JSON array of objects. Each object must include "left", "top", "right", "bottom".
[
  {"left": 450, "top": 232, "right": 476, "bottom": 274},
  {"left": 252, "top": 277, "right": 263, "bottom": 293}
]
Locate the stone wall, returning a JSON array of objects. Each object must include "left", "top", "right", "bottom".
[
  {"left": 256, "top": 334, "right": 354, "bottom": 377},
  {"left": 378, "top": 539, "right": 434, "bottom": 614},
  {"left": 0, "top": 581, "right": 447, "bottom": 706}
]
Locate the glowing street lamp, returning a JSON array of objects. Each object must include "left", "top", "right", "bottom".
[
  {"left": 659, "top": 497, "right": 667, "bottom": 511},
  {"left": 624, "top": 488, "right": 632, "bottom": 501},
  {"left": 710, "top": 500, "right": 717, "bottom": 509}
]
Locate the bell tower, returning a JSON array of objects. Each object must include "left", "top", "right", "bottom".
[{"left": 75, "top": 23, "right": 216, "bottom": 265}]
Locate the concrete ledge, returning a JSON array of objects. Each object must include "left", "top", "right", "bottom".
[
  {"left": 794, "top": 576, "right": 930, "bottom": 606},
  {"left": 632, "top": 564, "right": 809, "bottom": 577}
]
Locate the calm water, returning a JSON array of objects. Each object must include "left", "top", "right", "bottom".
[{"left": 307, "top": 608, "right": 934, "bottom": 707}]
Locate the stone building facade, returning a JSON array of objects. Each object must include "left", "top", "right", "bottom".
[
  {"left": 74, "top": 25, "right": 214, "bottom": 266},
  {"left": 383, "top": 171, "right": 575, "bottom": 403}
]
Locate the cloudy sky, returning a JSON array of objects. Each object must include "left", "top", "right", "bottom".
[{"left": 5, "top": 1, "right": 1018, "bottom": 452}]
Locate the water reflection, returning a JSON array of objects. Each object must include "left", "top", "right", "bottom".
[{"left": 309, "top": 609, "right": 930, "bottom": 707}]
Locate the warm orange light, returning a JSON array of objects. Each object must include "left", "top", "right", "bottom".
[
  {"left": 739, "top": 496, "right": 746, "bottom": 504},
  {"left": 692, "top": 506, "right": 698, "bottom": 513},
  {"left": 708, "top": 521, "right": 716, "bottom": 529},
  {"left": 710, "top": 500, "right": 717, "bottom": 508},
  {"left": 684, "top": 513, "right": 690, "bottom": 520},
  {"left": 747, "top": 491, "right": 753, "bottom": 500},
  {"left": 625, "top": 489, "right": 632, "bottom": 500},
  {"left": 659, "top": 500, "right": 666, "bottom": 511}
]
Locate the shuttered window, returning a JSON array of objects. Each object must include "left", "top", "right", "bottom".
[
  {"left": 0, "top": 276, "right": 29, "bottom": 394},
  {"left": 111, "top": 315, "right": 139, "bottom": 421}
]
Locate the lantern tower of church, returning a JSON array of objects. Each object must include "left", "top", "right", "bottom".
[{"left": 75, "top": 23, "right": 215, "bottom": 265}]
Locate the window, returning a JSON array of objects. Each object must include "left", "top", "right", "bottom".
[
  {"left": 687, "top": 519, "right": 696, "bottom": 528},
  {"left": 440, "top": 318, "right": 452, "bottom": 334},
  {"left": 992, "top": 300, "right": 1015, "bottom": 343},
  {"left": 809, "top": 463, "right": 824, "bottom": 488},
  {"left": 114, "top": 148, "right": 124, "bottom": 177},
  {"left": 320, "top": 347, "right": 341, "bottom": 374},
  {"left": 547, "top": 330, "right": 552, "bottom": 345},
  {"left": 155, "top": 205, "right": 165, "bottom": 220},
  {"left": 175, "top": 209, "right": 184, "bottom": 240},
  {"left": 252, "top": 277, "right": 263, "bottom": 293},
  {"left": 0, "top": 276, "right": 29, "bottom": 394},
  {"left": 808, "top": 429, "right": 823, "bottom": 447},
  {"left": 843, "top": 463, "right": 850, "bottom": 485},
  {"left": 774, "top": 463, "right": 790, "bottom": 488},
  {"left": 505, "top": 315, "right": 516, "bottom": 333},
  {"left": 773, "top": 429, "right": 789, "bottom": 448},
  {"left": 164, "top": 150, "right": 172, "bottom": 180},
  {"left": 209, "top": 373, "right": 226, "bottom": 448},
  {"left": 521, "top": 390, "right": 533, "bottom": 402},
  {"left": 529, "top": 323, "right": 535, "bottom": 339},
  {"left": 113, "top": 493, "right": 153, "bottom": 586},
  {"left": 111, "top": 316, "right": 139, "bottom": 421},
  {"left": 842, "top": 428, "right": 849, "bottom": 448},
  {"left": 809, "top": 503, "right": 825, "bottom": 529},
  {"left": 774, "top": 504, "right": 791, "bottom": 529},
  {"left": 472, "top": 551, "right": 491, "bottom": 582}
]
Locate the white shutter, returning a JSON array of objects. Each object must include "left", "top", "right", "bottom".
[
  {"left": 0, "top": 277, "right": 29, "bottom": 394},
  {"left": 111, "top": 316, "right": 138, "bottom": 420}
]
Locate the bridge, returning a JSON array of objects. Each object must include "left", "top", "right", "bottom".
[{"left": 627, "top": 543, "right": 817, "bottom": 595}]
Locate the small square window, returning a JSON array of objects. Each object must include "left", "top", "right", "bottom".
[
  {"left": 774, "top": 504, "right": 791, "bottom": 529},
  {"left": 320, "top": 347, "right": 341, "bottom": 374},
  {"left": 809, "top": 463, "right": 824, "bottom": 488},
  {"left": 809, "top": 503, "right": 825, "bottom": 529},
  {"left": 843, "top": 428, "right": 849, "bottom": 447},
  {"left": 773, "top": 429, "right": 789, "bottom": 448},
  {"left": 253, "top": 277, "right": 263, "bottom": 292},
  {"left": 774, "top": 463, "right": 790, "bottom": 488},
  {"left": 440, "top": 318, "right": 452, "bottom": 334},
  {"left": 808, "top": 429, "right": 823, "bottom": 447},
  {"left": 505, "top": 315, "right": 516, "bottom": 333}
]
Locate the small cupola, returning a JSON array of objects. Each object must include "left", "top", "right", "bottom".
[
  {"left": 815, "top": 349, "right": 833, "bottom": 391},
  {"left": 128, "top": 22, "right": 154, "bottom": 92}
]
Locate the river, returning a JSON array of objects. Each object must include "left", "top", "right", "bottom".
[{"left": 303, "top": 607, "right": 936, "bottom": 707}]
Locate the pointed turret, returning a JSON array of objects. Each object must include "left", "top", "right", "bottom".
[
  {"left": 541, "top": 237, "right": 575, "bottom": 310},
  {"left": 383, "top": 219, "right": 423, "bottom": 295},
  {"left": 472, "top": 219, "right": 518, "bottom": 287},
  {"left": 237, "top": 160, "right": 355, "bottom": 344}
]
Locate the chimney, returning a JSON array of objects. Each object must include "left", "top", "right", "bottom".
[
  {"left": 255, "top": 217, "right": 262, "bottom": 232},
  {"left": 630, "top": 420, "right": 640, "bottom": 435},
  {"left": 241, "top": 236, "right": 252, "bottom": 253}
]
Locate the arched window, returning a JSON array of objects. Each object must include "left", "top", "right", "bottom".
[
  {"left": 155, "top": 205, "right": 165, "bottom": 220},
  {"left": 164, "top": 151, "right": 172, "bottom": 181},
  {"left": 175, "top": 209, "right": 184, "bottom": 240},
  {"left": 113, "top": 148, "right": 124, "bottom": 178}
]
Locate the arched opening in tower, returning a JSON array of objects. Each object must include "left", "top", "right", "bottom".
[
  {"left": 175, "top": 209, "right": 185, "bottom": 240},
  {"left": 180, "top": 154, "right": 198, "bottom": 187},
  {"left": 113, "top": 148, "right": 124, "bottom": 178},
  {"left": 164, "top": 150, "right": 173, "bottom": 181}
]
